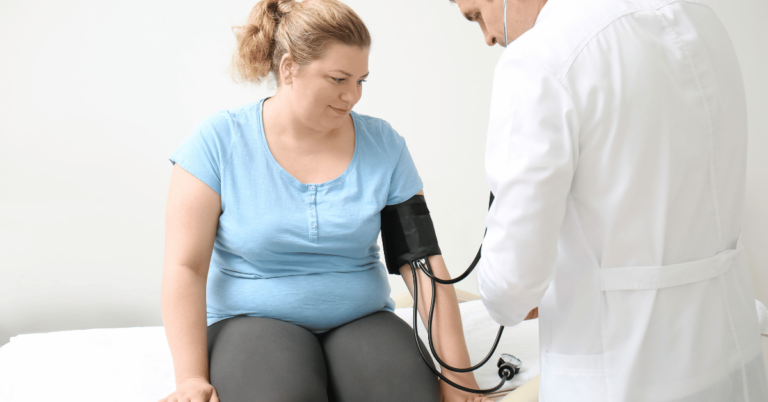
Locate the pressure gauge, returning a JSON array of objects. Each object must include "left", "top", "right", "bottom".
[{"left": 497, "top": 353, "right": 522, "bottom": 380}]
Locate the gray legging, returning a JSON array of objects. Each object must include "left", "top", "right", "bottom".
[{"left": 206, "top": 310, "right": 440, "bottom": 402}]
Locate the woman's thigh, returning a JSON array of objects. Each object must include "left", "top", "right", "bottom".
[
  {"left": 319, "top": 311, "right": 439, "bottom": 402},
  {"left": 207, "top": 316, "right": 329, "bottom": 402}
]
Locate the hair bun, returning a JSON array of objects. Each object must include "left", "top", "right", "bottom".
[
  {"left": 272, "top": 0, "right": 296, "bottom": 20},
  {"left": 245, "top": 24, "right": 261, "bottom": 37},
  {"left": 232, "top": 0, "right": 370, "bottom": 85}
]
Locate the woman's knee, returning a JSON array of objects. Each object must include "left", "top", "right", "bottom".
[
  {"left": 320, "top": 311, "right": 439, "bottom": 402},
  {"left": 207, "top": 316, "right": 329, "bottom": 402}
]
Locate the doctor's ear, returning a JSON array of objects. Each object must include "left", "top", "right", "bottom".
[{"left": 279, "top": 54, "right": 299, "bottom": 86}]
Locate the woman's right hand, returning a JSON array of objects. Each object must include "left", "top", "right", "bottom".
[{"left": 158, "top": 378, "right": 219, "bottom": 402}]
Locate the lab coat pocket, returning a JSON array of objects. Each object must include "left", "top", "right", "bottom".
[{"left": 539, "top": 350, "right": 607, "bottom": 402}]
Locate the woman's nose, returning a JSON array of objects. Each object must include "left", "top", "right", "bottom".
[{"left": 340, "top": 85, "right": 360, "bottom": 104}]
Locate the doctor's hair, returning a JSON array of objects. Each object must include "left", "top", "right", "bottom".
[{"left": 231, "top": 0, "right": 371, "bottom": 85}]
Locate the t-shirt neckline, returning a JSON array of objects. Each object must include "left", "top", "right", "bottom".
[{"left": 256, "top": 97, "right": 360, "bottom": 190}]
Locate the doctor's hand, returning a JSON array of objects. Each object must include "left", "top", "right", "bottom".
[
  {"left": 524, "top": 307, "right": 539, "bottom": 320},
  {"left": 439, "top": 373, "right": 495, "bottom": 402},
  {"left": 158, "top": 377, "right": 220, "bottom": 402}
]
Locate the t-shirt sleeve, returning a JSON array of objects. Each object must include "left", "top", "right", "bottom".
[
  {"left": 383, "top": 121, "right": 424, "bottom": 206},
  {"left": 169, "top": 112, "right": 232, "bottom": 195}
]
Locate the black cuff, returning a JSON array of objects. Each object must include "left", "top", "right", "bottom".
[{"left": 380, "top": 195, "right": 441, "bottom": 275}]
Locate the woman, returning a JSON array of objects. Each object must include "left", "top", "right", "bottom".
[{"left": 159, "top": 1, "right": 492, "bottom": 401}]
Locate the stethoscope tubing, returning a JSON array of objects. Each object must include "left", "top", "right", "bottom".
[
  {"left": 415, "top": 244, "right": 482, "bottom": 284},
  {"left": 415, "top": 192, "right": 495, "bottom": 285},
  {"left": 504, "top": 0, "right": 509, "bottom": 47},
  {"left": 418, "top": 258, "right": 506, "bottom": 373},
  {"left": 410, "top": 261, "right": 508, "bottom": 394},
  {"left": 410, "top": 193, "right": 511, "bottom": 394}
]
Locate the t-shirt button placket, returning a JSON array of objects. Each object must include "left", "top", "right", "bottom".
[{"left": 309, "top": 184, "right": 318, "bottom": 240}]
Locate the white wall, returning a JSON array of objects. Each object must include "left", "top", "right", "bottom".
[
  {"left": 0, "top": 0, "right": 501, "bottom": 346},
  {"left": 707, "top": 0, "right": 768, "bottom": 305},
  {"left": 0, "top": 0, "right": 765, "bottom": 347}
]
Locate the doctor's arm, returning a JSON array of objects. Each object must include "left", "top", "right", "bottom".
[{"left": 478, "top": 60, "right": 578, "bottom": 327}]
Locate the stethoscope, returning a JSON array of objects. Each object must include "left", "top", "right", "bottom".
[
  {"left": 409, "top": 193, "right": 522, "bottom": 394},
  {"left": 504, "top": 0, "right": 509, "bottom": 47}
]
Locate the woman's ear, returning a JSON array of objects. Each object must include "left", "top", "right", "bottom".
[{"left": 279, "top": 53, "right": 296, "bottom": 86}]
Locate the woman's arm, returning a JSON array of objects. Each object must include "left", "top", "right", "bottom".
[
  {"left": 160, "top": 165, "right": 221, "bottom": 399},
  {"left": 398, "top": 191, "right": 491, "bottom": 402}
]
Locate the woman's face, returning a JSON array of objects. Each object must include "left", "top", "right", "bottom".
[{"left": 282, "top": 44, "right": 370, "bottom": 133}]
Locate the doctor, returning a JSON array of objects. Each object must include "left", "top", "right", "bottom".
[{"left": 448, "top": 0, "right": 768, "bottom": 400}]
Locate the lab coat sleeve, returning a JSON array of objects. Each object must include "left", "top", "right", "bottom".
[{"left": 478, "top": 56, "right": 579, "bottom": 327}]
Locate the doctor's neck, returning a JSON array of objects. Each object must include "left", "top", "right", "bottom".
[{"left": 503, "top": 0, "right": 548, "bottom": 44}]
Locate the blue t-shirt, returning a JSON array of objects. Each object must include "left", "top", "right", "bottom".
[{"left": 170, "top": 99, "right": 423, "bottom": 333}]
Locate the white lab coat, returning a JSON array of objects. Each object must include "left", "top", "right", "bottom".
[{"left": 477, "top": 0, "right": 768, "bottom": 400}]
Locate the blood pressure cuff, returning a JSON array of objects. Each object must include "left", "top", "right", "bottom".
[{"left": 380, "top": 195, "right": 441, "bottom": 275}]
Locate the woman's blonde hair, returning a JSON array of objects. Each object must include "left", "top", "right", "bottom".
[{"left": 232, "top": 0, "right": 371, "bottom": 85}]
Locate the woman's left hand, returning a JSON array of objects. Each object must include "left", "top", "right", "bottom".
[{"left": 439, "top": 375, "right": 496, "bottom": 402}]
